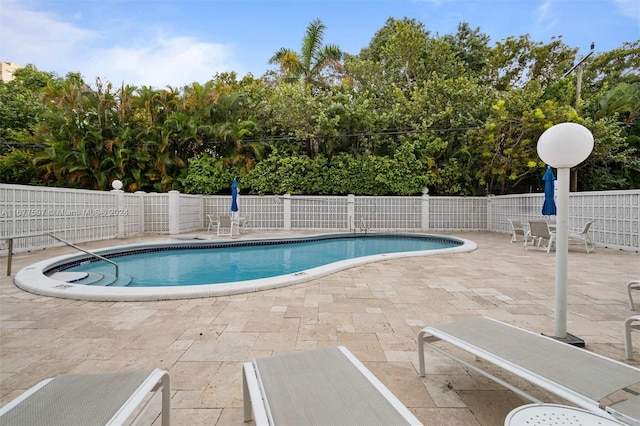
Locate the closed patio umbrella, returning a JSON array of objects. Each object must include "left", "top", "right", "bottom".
[
  {"left": 542, "top": 166, "right": 557, "bottom": 216},
  {"left": 231, "top": 178, "right": 239, "bottom": 218}
]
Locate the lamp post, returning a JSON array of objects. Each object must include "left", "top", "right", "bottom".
[{"left": 537, "top": 123, "right": 593, "bottom": 343}]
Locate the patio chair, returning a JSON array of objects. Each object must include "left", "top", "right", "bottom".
[
  {"left": 568, "top": 220, "right": 595, "bottom": 253},
  {"left": 206, "top": 214, "right": 216, "bottom": 233},
  {"left": 507, "top": 219, "right": 530, "bottom": 243},
  {"left": 217, "top": 215, "right": 235, "bottom": 237},
  {"left": 526, "top": 220, "right": 556, "bottom": 252},
  {"left": 240, "top": 214, "right": 250, "bottom": 232},
  {"left": 625, "top": 315, "right": 640, "bottom": 360},
  {"left": 243, "top": 346, "right": 422, "bottom": 425},
  {"left": 0, "top": 368, "right": 170, "bottom": 426},
  {"left": 628, "top": 280, "right": 640, "bottom": 310},
  {"left": 417, "top": 317, "right": 640, "bottom": 425}
]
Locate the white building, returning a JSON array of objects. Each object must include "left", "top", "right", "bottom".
[{"left": 0, "top": 62, "right": 20, "bottom": 82}]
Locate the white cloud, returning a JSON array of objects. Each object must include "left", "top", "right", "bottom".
[
  {"left": 611, "top": 0, "right": 640, "bottom": 22},
  {"left": 534, "top": 0, "right": 559, "bottom": 32},
  {"left": 0, "top": 1, "right": 97, "bottom": 68},
  {"left": 84, "top": 34, "right": 244, "bottom": 88},
  {"left": 0, "top": 1, "right": 246, "bottom": 87}
]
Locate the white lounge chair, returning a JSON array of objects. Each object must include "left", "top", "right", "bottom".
[
  {"left": 417, "top": 317, "right": 640, "bottom": 425},
  {"left": 0, "top": 368, "right": 170, "bottom": 425},
  {"left": 526, "top": 220, "right": 556, "bottom": 252},
  {"left": 216, "top": 215, "right": 235, "bottom": 237},
  {"left": 568, "top": 220, "right": 595, "bottom": 253},
  {"left": 625, "top": 315, "right": 640, "bottom": 360},
  {"left": 628, "top": 280, "right": 640, "bottom": 310},
  {"left": 507, "top": 219, "right": 530, "bottom": 243},
  {"left": 243, "top": 345, "right": 422, "bottom": 425}
]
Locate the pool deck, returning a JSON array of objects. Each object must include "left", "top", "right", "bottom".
[{"left": 1, "top": 230, "right": 639, "bottom": 425}]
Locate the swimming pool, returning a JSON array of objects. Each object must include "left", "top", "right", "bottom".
[{"left": 15, "top": 233, "right": 476, "bottom": 301}]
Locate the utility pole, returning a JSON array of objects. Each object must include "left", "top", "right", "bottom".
[
  {"left": 563, "top": 42, "right": 595, "bottom": 110},
  {"left": 562, "top": 43, "right": 595, "bottom": 191}
]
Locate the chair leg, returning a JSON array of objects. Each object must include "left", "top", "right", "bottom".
[
  {"left": 586, "top": 236, "right": 593, "bottom": 253},
  {"left": 628, "top": 280, "right": 640, "bottom": 311},
  {"left": 624, "top": 315, "right": 640, "bottom": 360},
  {"left": 547, "top": 235, "right": 555, "bottom": 253}
]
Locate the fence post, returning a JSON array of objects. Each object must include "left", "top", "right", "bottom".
[
  {"left": 486, "top": 195, "right": 493, "bottom": 231},
  {"left": 283, "top": 194, "right": 292, "bottom": 231},
  {"left": 421, "top": 188, "right": 430, "bottom": 231},
  {"left": 135, "top": 191, "right": 146, "bottom": 234},
  {"left": 168, "top": 190, "right": 180, "bottom": 234},
  {"left": 111, "top": 188, "right": 125, "bottom": 238},
  {"left": 347, "top": 194, "right": 355, "bottom": 231}
]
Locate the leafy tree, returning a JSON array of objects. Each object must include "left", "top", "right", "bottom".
[
  {"left": 467, "top": 92, "right": 579, "bottom": 195},
  {"left": 2, "top": 18, "right": 638, "bottom": 195},
  {"left": 179, "top": 154, "right": 238, "bottom": 194},
  {"left": 442, "top": 22, "right": 492, "bottom": 78},
  {"left": 0, "top": 65, "right": 53, "bottom": 144},
  {"left": 0, "top": 148, "right": 38, "bottom": 184},
  {"left": 485, "top": 35, "right": 576, "bottom": 91}
]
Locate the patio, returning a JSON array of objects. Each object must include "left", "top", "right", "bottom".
[{"left": 1, "top": 230, "right": 639, "bottom": 425}]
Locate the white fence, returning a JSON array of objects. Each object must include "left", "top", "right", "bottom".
[{"left": 1, "top": 184, "right": 638, "bottom": 255}]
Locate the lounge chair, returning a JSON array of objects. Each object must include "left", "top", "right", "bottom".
[
  {"left": 0, "top": 368, "right": 170, "bottom": 425},
  {"left": 417, "top": 317, "right": 640, "bottom": 425},
  {"left": 628, "top": 280, "right": 640, "bottom": 310},
  {"left": 243, "top": 345, "right": 422, "bottom": 425},
  {"left": 526, "top": 220, "right": 556, "bottom": 252},
  {"left": 216, "top": 215, "right": 235, "bottom": 237},
  {"left": 507, "top": 219, "right": 530, "bottom": 243},
  {"left": 625, "top": 315, "right": 640, "bottom": 360},
  {"left": 568, "top": 220, "right": 595, "bottom": 253}
]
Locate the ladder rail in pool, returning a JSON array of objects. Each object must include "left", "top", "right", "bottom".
[{"left": 46, "top": 233, "right": 119, "bottom": 278}]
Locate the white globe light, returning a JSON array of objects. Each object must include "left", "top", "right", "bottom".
[
  {"left": 111, "top": 179, "right": 123, "bottom": 190},
  {"left": 537, "top": 123, "right": 594, "bottom": 168}
]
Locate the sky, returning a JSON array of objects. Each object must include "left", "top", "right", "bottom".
[{"left": 1, "top": 0, "right": 639, "bottom": 88}]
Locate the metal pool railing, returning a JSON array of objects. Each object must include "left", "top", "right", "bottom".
[{"left": 2, "top": 232, "right": 119, "bottom": 276}]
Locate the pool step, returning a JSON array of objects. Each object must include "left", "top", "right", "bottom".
[{"left": 54, "top": 272, "right": 133, "bottom": 287}]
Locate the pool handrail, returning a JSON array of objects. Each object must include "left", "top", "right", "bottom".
[{"left": 2, "top": 233, "right": 118, "bottom": 278}]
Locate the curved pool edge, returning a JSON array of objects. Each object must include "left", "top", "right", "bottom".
[{"left": 14, "top": 233, "right": 477, "bottom": 302}]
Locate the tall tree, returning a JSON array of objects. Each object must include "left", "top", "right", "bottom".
[{"left": 269, "top": 18, "right": 344, "bottom": 88}]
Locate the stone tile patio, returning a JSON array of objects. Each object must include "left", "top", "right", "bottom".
[{"left": 1, "top": 231, "right": 638, "bottom": 425}]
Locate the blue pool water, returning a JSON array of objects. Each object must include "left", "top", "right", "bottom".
[{"left": 58, "top": 235, "right": 460, "bottom": 287}]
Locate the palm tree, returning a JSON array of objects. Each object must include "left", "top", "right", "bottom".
[{"left": 269, "top": 18, "right": 344, "bottom": 88}]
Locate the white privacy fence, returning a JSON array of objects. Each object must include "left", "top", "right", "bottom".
[{"left": 1, "top": 184, "right": 638, "bottom": 255}]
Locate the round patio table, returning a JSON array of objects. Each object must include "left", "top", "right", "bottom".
[{"left": 505, "top": 403, "right": 625, "bottom": 425}]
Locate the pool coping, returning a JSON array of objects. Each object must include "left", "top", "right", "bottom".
[{"left": 14, "top": 232, "right": 477, "bottom": 301}]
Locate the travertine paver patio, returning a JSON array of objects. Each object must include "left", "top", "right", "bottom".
[{"left": 1, "top": 231, "right": 638, "bottom": 425}]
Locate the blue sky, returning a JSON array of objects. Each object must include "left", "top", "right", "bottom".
[{"left": 1, "top": 0, "right": 638, "bottom": 88}]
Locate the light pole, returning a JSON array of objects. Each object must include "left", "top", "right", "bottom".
[{"left": 537, "top": 123, "right": 593, "bottom": 344}]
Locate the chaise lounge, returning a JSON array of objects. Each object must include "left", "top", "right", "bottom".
[
  {"left": 417, "top": 317, "right": 640, "bottom": 425},
  {"left": 0, "top": 368, "right": 170, "bottom": 425},
  {"left": 243, "top": 345, "right": 422, "bottom": 425}
]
